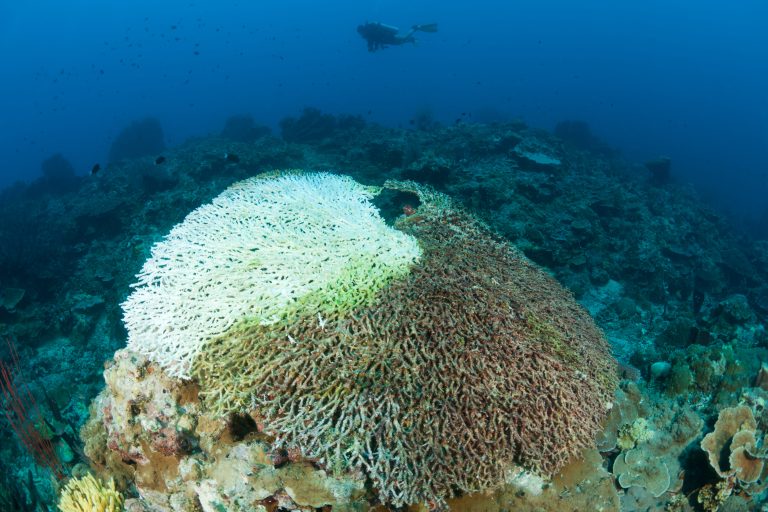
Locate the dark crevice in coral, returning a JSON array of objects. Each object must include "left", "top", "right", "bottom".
[
  {"left": 228, "top": 413, "right": 258, "bottom": 441},
  {"left": 372, "top": 189, "right": 421, "bottom": 226}
]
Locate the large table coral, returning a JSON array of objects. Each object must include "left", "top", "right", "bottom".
[{"left": 113, "top": 171, "right": 618, "bottom": 508}]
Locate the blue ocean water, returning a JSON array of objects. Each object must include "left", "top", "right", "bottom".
[{"left": 1, "top": 0, "right": 766, "bottom": 218}]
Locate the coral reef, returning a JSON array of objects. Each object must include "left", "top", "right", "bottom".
[
  {"left": 613, "top": 446, "right": 672, "bottom": 498},
  {"left": 645, "top": 157, "right": 673, "bottom": 186},
  {"left": 220, "top": 115, "right": 271, "bottom": 142},
  {"left": 108, "top": 117, "right": 165, "bottom": 164},
  {"left": 697, "top": 404, "right": 768, "bottom": 509},
  {"left": 0, "top": 464, "right": 40, "bottom": 512},
  {"left": 554, "top": 119, "right": 614, "bottom": 155},
  {"left": 82, "top": 345, "right": 619, "bottom": 512},
  {"left": 114, "top": 173, "right": 618, "bottom": 508},
  {"left": 83, "top": 349, "right": 373, "bottom": 511},
  {"left": 26, "top": 153, "right": 83, "bottom": 197},
  {"left": 279, "top": 107, "right": 340, "bottom": 143},
  {"left": 5, "top": 114, "right": 768, "bottom": 510},
  {"left": 595, "top": 380, "right": 706, "bottom": 508},
  {"left": 701, "top": 406, "right": 761, "bottom": 482},
  {"left": 427, "top": 449, "right": 619, "bottom": 512}
]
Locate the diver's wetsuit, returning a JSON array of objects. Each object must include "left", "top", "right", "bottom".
[{"left": 357, "top": 22, "right": 415, "bottom": 52}]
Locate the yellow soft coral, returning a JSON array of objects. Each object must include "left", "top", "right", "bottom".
[{"left": 58, "top": 473, "right": 123, "bottom": 512}]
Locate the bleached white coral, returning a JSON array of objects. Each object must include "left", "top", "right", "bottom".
[{"left": 122, "top": 172, "right": 422, "bottom": 378}]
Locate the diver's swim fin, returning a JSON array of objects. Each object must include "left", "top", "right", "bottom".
[{"left": 413, "top": 23, "right": 438, "bottom": 33}]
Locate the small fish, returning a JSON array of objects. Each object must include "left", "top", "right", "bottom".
[
  {"left": 90, "top": 163, "right": 100, "bottom": 175},
  {"left": 155, "top": 156, "right": 166, "bottom": 165},
  {"left": 224, "top": 152, "right": 240, "bottom": 163}
]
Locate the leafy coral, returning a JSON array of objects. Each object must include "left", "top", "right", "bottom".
[
  {"left": 612, "top": 446, "right": 671, "bottom": 498},
  {"left": 701, "top": 405, "right": 768, "bottom": 486}
]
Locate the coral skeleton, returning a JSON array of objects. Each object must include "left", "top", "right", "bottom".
[{"left": 122, "top": 171, "right": 421, "bottom": 378}]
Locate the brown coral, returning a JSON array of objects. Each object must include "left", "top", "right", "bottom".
[
  {"left": 193, "top": 181, "right": 618, "bottom": 507},
  {"left": 701, "top": 406, "right": 759, "bottom": 480},
  {"left": 730, "top": 445, "right": 762, "bottom": 484},
  {"left": 699, "top": 405, "right": 768, "bottom": 510}
]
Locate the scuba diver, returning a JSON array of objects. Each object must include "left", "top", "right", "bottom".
[{"left": 357, "top": 22, "right": 438, "bottom": 52}]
